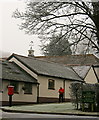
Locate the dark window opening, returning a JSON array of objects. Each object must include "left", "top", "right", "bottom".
[
  {"left": 24, "top": 83, "right": 32, "bottom": 94},
  {"left": 10, "top": 81, "right": 19, "bottom": 93},
  {"left": 48, "top": 79, "right": 55, "bottom": 90}
]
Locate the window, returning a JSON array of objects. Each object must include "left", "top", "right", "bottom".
[
  {"left": 10, "top": 81, "right": 19, "bottom": 93},
  {"left": 24, "top": 83, "right": 32, "bottom": 94},
  {"left": 48, "top": 79, "right": 55, "bottom": 90}
]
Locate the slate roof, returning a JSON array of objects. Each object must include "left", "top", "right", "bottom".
[
  {"left": 0, "top": 60, "right": 38, "bottom": 83},
  {"left": 36, "top": 54, "right": 99, "bottom": 66},
  {"left": 7, "top": 54, "right": 83, "bottom": 82},
  {"left": 72, "top": 66, "right": 91, "bottom": 79}
]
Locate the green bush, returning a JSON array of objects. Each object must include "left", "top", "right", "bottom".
[{"left": 70, "top": 82, "right": 99, "bottom": 112}]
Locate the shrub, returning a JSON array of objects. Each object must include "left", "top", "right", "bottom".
[{"left": 70, "top": 82, "right": 99, "bottom": 111}]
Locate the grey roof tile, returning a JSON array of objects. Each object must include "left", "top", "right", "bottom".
[
  {"left": 0, "top": 60, "right": 38, "bottom": 83},
  {"left": 9, "top": 54, "right": 83, "bottom": 81},
  {"left": 36, "top": 54, "right": 99, "bottom": 66},
  {"left": 72, "top": 66, "right": 91, "bottom": 79}
]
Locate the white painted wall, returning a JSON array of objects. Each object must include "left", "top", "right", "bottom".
[
  {"left": 85, "top": 67, "right": 97, "bottom": 83},
  {"left": 64, "top": 80, "right": 73, "bottom": 99},
  {"left": 37, "top": 75, "right": 72, "bottom": 99},
  {"left": 2, "top": 80, "right": 37, "bottom": 103},
  {"left": 37, "top": 75, "right": 63, "bottom": 98}
]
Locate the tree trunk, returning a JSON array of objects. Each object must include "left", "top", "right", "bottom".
[{"left": 92, "top": 2, "right": 99, "bottom": 49}]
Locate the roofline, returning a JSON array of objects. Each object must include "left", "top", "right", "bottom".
[
  {"left": 64, "top": 64, "right": 95, "bottom": 66},
  {"left": 1, "top": 60, "right": 38, "bottom": 84},
  {"left": 36, "top": 54, "right": 99, "bottom": 58},
  {"left": 0, "top": 78, "right": 39, "bottom": 84},
  {"left": 7, "top": 53, "right": 39, "bottom": 75},
  {"left": 7, "top": 53, "right": 28, "bottom": 60},
  {"left": 36, "top": 54, "right": 99, "bottom": 66},
  {"left": 8, "top": 53, "right": 99, "bottom": 61},
  {"left": 38, "top": 73, "right": 83, "bottom": 82},
  {"left": 83, "top": 66, "right": 92, "bottom": 80},
  {"left": 7, "top": 53, "right": 83, "bottom": 81},
  {"left": 70, "top": 66, "right": 85, "bottom": 80},
  {"left": 92, "top": 65, "right": 99, "bottom": 67},
  {"left": 13, "top": 62, "right": 38, "bottom": 81}
]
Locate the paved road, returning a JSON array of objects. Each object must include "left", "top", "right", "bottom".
[{"left": 0, "top": 111, "right": 99, "bottom": 120}]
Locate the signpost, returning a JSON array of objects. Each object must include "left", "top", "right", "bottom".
[{"left": 82, "top": 91, "right": 95, "bottom": 111}]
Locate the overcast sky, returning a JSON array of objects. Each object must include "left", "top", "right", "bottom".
[{"left": 0, "top": 0, "right": 42, "bottom": 58}]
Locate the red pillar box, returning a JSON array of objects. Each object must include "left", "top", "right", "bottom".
[
  {"left": 8, "top": 86, "right": 14, "bottom": 107},
  {"left": 8, "top": 86, "right": 14, "bottom": 95}
]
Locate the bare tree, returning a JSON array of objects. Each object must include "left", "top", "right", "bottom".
[
  {"left": 13, "top": 1, "right": 99, "bottom": 55},
  {"left": 41, "top": 33, "right": 72, "bottom": 56}
]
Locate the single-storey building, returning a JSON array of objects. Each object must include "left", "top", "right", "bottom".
[
  {"left": 0, "top": 60, "right": 38, "bottom": 105},
  {"left": 6, "top": 53, "right": 83, "bottom": 104},
  {"left": 1, "top": 50, "right": 99, "bottom": 105}
]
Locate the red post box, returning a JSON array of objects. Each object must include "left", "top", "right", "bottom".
[{"left": 8, "top": 85, "right": 14, "bottom": 95}]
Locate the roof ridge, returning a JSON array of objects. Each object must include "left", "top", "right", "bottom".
[
  {"left": 10, "top": 53, "right": 99, "bottom": 68},
  {"left": 36, "top": 54, "right": 97, "bottom": 58},
  {"left": 12, "top": 53, "right": 28, "bottom": 58},
  {"left": 7, "top": 53, "right": 82, "bottom": 81},
  {"left": 13, "top": 53, "right": 73, "bottom": 68},
  {"left": 11, "top": 53, "right": 99, "bottom": 60}
]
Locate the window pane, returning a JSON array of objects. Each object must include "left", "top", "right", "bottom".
[
  {"left": 10, "top": 81, "right": 19, "bottom": 93},
  {"left": 24, "top": 83, "right": 32, "bottom": 94},
  {"left": 48, "top": 79, "right": 55, "bottom": 89}
]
